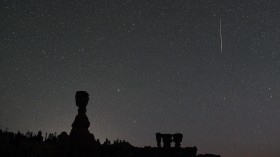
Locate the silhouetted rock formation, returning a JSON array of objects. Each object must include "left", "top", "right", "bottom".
[
  {"left": 70, "top": 91, "right": 91, "bottom": 137},
  {"left": 162, "top": 134, "right": 173, "bottom": 148},
  {"left": 0, "top": 91, "right": 221, "bottom": 157},
  {"left": 156, "top": 133, "right": 162, "bottom": 148},
  {"left": 173, "top": 133, "right": 183, "bottom": 148},
  {"left": 156, "top": 133, "right": 183, "bottom": 148},
  {"left": 70, "top": 91, "right": 96, "bottom": 156}
]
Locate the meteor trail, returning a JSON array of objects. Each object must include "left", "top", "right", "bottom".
[{"left": 220, "top": 18, "right": 223, "bottom": 53}]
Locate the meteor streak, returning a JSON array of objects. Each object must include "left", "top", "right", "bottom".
[{"left": 220, "top": 18, "right": 223, "bottom": 53}]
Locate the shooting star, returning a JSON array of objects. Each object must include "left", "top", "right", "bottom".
[{"left": 220, "top": 18, "right": 223, "bottom": 53}]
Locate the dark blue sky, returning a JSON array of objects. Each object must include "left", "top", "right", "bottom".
[{"left": 1, "top": 0, "right": 280, "bottom": 156}]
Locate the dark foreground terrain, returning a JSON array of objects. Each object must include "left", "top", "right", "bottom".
[{"left": 0, "top": 129, "right": 220, "bottom": 157}]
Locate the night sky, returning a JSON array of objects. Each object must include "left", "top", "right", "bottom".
[{"left": 1, "top": 0, "right": 280, "bottom": 156}]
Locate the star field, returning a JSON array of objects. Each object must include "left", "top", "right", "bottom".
[{"left": 1, "top": 0, "right": 280, "bottom": 157}]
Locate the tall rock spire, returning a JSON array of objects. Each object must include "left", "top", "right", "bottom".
[{"left": 70, "top": 91, "right": 95, "bottom": 156}]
